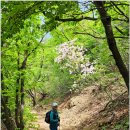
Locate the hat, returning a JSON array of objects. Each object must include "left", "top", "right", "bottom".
[{"left": 52, "top": 102, "right": 58, "bottom": 107}]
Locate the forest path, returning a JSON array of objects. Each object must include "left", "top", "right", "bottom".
[
  {"left": 31, "top": 110, "right": 49, "bottom": 130},
  {"left": 31, "top": 85, "right": 127, "bottom": 130}
]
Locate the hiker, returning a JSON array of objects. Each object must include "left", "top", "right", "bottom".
[
  {"left": 45, "top": 102, "right": 60, "bottom": 130},
  {"left": 50, "top": 102, "right": 60, "bottom": 130}
]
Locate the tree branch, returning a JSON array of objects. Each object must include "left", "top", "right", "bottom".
[
  {"left": 73, "top": 32, "right": 128, "bottom": 39},
  {"left": 114, "top": 26, "right": 127, "bottom": 36},
  {"left": 112, "top": 18, "right": 128, "bottom": 22},
  {"left": 26, "top": 90, "right": 34, "bottom": 98},
  {"left": 55, "top": 15, "right": 128, "bottom": 23},
  {"left": 111, "top": 1, "right": 129, "bottom": 21},
  {"left": 60, "top": 29, "right": 70, "bottom": 41},
  {"left": 20, "top": 33, "right": 46, "bottom": 70},
  {"left": 55, "top": 16, "right": 97, "bottom": 22}
]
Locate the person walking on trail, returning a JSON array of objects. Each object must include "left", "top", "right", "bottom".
[
  {"left": 45, "top": 102, "right": 60, "bottom": 130},
  {"left": 50, "top": 102, "right": 60, "bottom": 130}
]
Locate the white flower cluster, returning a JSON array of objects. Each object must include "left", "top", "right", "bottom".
[
  {"left": 80, "top": 63, "right": 94, "bottom": 74},
  {"left": 55, "top": 39, "right": 94, "bottom": 76}
]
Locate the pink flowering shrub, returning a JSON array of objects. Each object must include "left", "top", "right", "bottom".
[
  {"left": 55, "top": 39, "right": 95, "bottom": 92},
  {"left": 55, "top": 39, "right": 94, "bottom": 75}
]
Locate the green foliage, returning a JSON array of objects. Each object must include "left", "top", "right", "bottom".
[
  {"left": 101, "top": 116, "right": 129, "bottom": 130},
  {"left": 113, "top": 116, "right": 129, "bottom": 130},
  {"left": 24, "top": 106, "right": 38, "bottom": 129},
  {"left": 1, "top": 1, "right": 129, "bottom": 129}
]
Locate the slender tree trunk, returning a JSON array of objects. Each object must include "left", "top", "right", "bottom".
[
  {"left": 32, "top": 96, "right": 37, "bottom": 107},
  {"left": 26, "top": 89, "right": 37, "bottom": 107},
  {"left": 15, "top": 52, "right": 20, "bottom": 127},
  {"left": 19, "top": 51, "right": 28, "bottom": 130},
  {"left": 33, "top": 87, "right": 37, "bottom": 106},
  {"left": 1, "top": 73, "right": 16, "bottom": 130},
  {"left": 15, "top": 78, "right": 20, "bottom": 127},
  {"left": 94, "top": 1, "right": 129, "bottom": 90},
  {"left": 19, "top": 75, "right": 25, "bottom": 130},
  {"left": 1, "top": 120, "right": 7, "bottom": 130}
]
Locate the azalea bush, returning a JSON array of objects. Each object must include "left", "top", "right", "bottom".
[{"left": 55, "top": 39, "right": 95, "bottom": 92}]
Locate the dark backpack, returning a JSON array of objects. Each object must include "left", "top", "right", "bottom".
[
  {"left": 45, "top": 110, "right": 51, "bottom": 124},
  {"left": 45, "top": 110, "right": 60, "bottom": 124}
]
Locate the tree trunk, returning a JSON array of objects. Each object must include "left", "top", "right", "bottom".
[
  {"left": 19, "top": 76, "right": 25, "bottom": 130},
  {"left": 1, "top": 73, "right": 17, "bottom": 130},
  {"left": 15, "top": 52, "right": 20, "bottom": 128},
  {"left": 27, "top": 89, "right": 37, "bottom": 107},
  {"left": 19, "top": 51, "right": 28, "bottom": 130},
  {"left": 94, "top": 1, "right": 129, "bottom": 90},
  {"left": 38, "top": 92, "right": 48, "bottom": 102},
  {"left": 32, "top": 96, "right": 37, "bottom": 107},
  {"left": 1, "top": 120, "right": 7, "bottom": 130}
]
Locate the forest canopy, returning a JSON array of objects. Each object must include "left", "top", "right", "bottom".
[{"left": 1, "top": 1, "right": 129, "bottom": 130}]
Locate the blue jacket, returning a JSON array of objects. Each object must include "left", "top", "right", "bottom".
[{"left": 50, "top": 110, "right": 60, "bottom": 124}]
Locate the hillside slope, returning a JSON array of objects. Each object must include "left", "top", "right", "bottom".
[{"left": 32, "top": 85, "right": 128, "bottom": 130}]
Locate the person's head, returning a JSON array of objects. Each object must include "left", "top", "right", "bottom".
[{"left": 52, "top": 102, "right": 58, "bottom": 111}]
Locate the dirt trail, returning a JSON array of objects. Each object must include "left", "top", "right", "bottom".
[
  {"left": 30, "top": 110, "right": 49, "bottom": 130},
  {"left": 31, "top": 85, "right": 127, "bottom": 130}
]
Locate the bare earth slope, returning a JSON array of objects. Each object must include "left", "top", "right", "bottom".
[{"left": 31, "top": 85, "right": 128, "bottom": 130}]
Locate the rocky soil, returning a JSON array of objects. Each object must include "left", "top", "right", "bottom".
[{"left": 30, "top": 85, "right": 128, "bottom": 130}]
